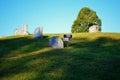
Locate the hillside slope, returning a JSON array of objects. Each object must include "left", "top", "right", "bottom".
[{"left": 0, "top": 33, "right": 120, "bottom": 80}]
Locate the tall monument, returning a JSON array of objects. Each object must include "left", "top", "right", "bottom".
[{"left": 22, "top": 24, "right": 29, "bottom": 35}]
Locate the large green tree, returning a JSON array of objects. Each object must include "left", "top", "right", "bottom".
[{"left": 71, "top": 7, "right": 102, "bottom": 33}]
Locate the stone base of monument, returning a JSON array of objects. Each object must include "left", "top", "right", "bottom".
[{"left": 64, "top": 41, "right": 69, "bottom": 48}]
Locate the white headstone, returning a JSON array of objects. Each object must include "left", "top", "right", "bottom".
[
  {"left": 89, "top": 25, "right": 99, "bottom": 32},
  {"left": 49, "top": 36, "right": 64, "bottom": 48},
  {"left": 14, "top": 24, "right": 29, "bottom": 35},
  {"left": 34, "top": 27, "right": 43, "bottom": 38},
  {"left": 22, "top": 24, "right": 29, "bottom": 35},
  {"left": 63, "top": 34, "right": 72, "bottom": 42},
  {"left": 14, "top": 29, "right": 20, "bottom": 35}
]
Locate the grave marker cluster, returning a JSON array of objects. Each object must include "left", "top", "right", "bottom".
[
  {"left": 14, "top": 24, "right": 73, "bottom": 49},
  {"left": 49, "top": 34, "right": 72, "bottom": 48},
  {"left": 14, "top": 24, "right": 29, "bottom": 35}
]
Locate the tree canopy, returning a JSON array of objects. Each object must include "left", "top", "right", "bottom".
[{"left": 71, "top": 7, "right": 102, "bottom": 33}]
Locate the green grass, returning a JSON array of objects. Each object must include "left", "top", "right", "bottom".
[{"left": 0, "top": 33, "right": 120, "bottom": 80}]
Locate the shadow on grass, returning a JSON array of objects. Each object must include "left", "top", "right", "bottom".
[
  {"left": 0, "top": 36, "right": 49, "bottom": 57},
  {"left": 0, "top": 35, "right": 49, "bottom": 79},
  {"left": 0, "top": 36, "right": 120, "bottom": 80},
  {"left": 64, "top": 37, "right": 120, "bottom": 80}
]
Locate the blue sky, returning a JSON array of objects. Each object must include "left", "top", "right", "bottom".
[{"left": 0, "top": 0, "right": 120, "bottom": 36}]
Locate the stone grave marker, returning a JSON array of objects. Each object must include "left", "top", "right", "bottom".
[
  {"left": 89, "top": 25, "right": 99, "bottom": 32},
  {"left": 14, "top": 28, "right": 20, "bottom": 35},
  {"left": 34, "top": 27, "right": 43, "bottom": 38},
  {"left": 49, "top": 36, "right": 64, "bottom": 48},
  {"left": 22, "top": 24, "right": 29, "bottom": 35},
  {"left": 14, "top": 24, "right": 29, "bottom": 35},
  {"left": 63, "top": 34, "right": 72, "bottom": 42},
  {"left": 63, "top": 34, "right": 72, "bottom": 47}
]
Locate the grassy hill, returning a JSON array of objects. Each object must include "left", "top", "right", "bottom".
[{"left": 0, "top": 33, "right": 120, "bottom": 80}]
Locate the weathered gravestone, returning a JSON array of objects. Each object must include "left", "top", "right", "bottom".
[
  {"left": 14, "top": 24, "right": 29, "bottom": 35},
  {"left": 89, "top": 25, "right": 99, "bottom": 32},
  {"left": 14, "top": 29, "right": 20, "bottom": 35},
  {"left": 63, "top": 34, "right": 72, "bottom": 42},
  {"left": 22, "top": 24, "right": 29, "bottom": 35},
  {"left": 63, "top": 34, "right": 72, "bottom": 47},
  {"left": 49, "top": 36, "right": 64, "bottom": 48},
  {"left": 34, "top": 27, "right": 43, "bottom": 38}
]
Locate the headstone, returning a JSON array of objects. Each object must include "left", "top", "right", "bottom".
[
  {"left": 49, "top": 36, "right": 64, "bottom": 48},
  {"left": 22, "top": 24, "right": 29, "bottom": 35},
  {"left": 63, "top": 34, "right": 72, "bottom": 42},
  {"left": 34, "top": 27, "right": 43, "bottom": 38},
  {"left": 89, "top": 25, "right": 99, "bottom": 32},
  {"left": 14, "top": 28, "right": 20, "bottom": 35},
  {"left": 14, "top": 24, "right": 29, "bottom": 35},
  {"left": 63, "top": 34, "right": 72, "bottom": 47}
]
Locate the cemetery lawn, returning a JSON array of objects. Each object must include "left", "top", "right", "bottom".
[{"left": 0, "top": 33, "right": 120, "bottom": 80}]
